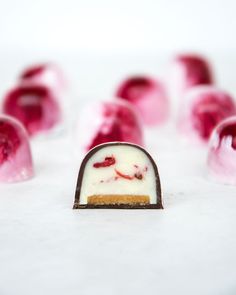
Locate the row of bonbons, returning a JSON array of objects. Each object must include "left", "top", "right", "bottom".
[{"left": 0, "top": 54, "right": 236, "bottom": 184}]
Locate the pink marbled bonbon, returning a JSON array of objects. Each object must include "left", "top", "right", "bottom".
[
  {"left": 76, "top": 100, "right": 144, "bottom": 152},
  {"left": 178, "top": 86, "right": 236, "bottom": 144},
  {"left": 116, "top": 76, "right": 169, "bottom": 126},
  {"left": 207, "top": 116, "right": 236, "bottom": 185},
  {"left": 19, "top": 63, "right": 66, "bottom": 95},
  {"left": 2, "top": 84, "right": 62, "bottom": 137},
  {"left": 168, "top": 54, "right": 213, "bottom": 101},
  {"left": 0, "top": 115, "right": 33, "bottom": 183}
]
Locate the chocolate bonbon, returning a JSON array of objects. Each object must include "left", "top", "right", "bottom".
[
  {"left": 0, "top": 115, "right": 34, "bottom": 182},
  {"left": 207, "top": 116, "right": 236, "bottom": 185},
  {"left": 178, "top": 86, "right": 236, "bottom": 143},
  {"left": 2, "top": 84, "right": 62, "bottom": 137},
  {"left": 19, "top": 63, "right": 66, "bottom": 95},
  {"left": 73, "top": 142, "right": 162, "bottom": 209},
  {"left": 116, "top": 76, "right": 169, "bottom": 126},
  {"left": 75, "top": 100, "right": 144, "bottom": 153},
  {"left": 168, "top": 54, "right": 213, "bottom": 101}
]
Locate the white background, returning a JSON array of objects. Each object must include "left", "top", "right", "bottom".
[
  {"left": 1, "top": 0, "right": 236, "bottom": 101},
  {"left": 0, "top": 0, "right": 236, "bottom": 54}
]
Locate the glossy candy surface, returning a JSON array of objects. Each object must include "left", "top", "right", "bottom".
[
  {"left": 208, "top": 116, "right": 236, "bottom": 185},
  {"left": 0, "top": 115, "right": 33, "bottom": 183},
  {"left": 116, "top": 76, "right": 169, "bottom": 126},
  {"left": 76, "top": 100, "right": 144, "bottom": 152},
  {"left": 19, "top": 63, "right": 65, "bottom": 95},
  {"left": 178, "top": 86, "right": 236, "bottom": 143},
  {"left": 168, "top": 54, "right": 213, "bottom": 101},
  {"left": 2, "top": 84, "right": 62, "bottom": 137}
]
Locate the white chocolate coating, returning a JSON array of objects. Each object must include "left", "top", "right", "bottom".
[{"left": 80, "top": 145, "right": 157, "bottom": 204}]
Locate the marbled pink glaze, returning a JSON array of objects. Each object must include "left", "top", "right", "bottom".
[
  {"left": 178, "top": 86, "right": 236, "bottom": 144},
  {"left": 76, "top": 100, "right": 144, "bottom": 152},
  {"left": 2, "top": 84, "right": 62, "bottom": 137},
  {"left": 0, "top": 115, "right": 33, "bottom": 183},
  {"left": 19, "top": 63, "right": 66, "bottom": 95},
  {"left": 116, "top": 76, "right": 169, "bottom": 126},
  {"left": 168, "top": 54, "right": 213, "bottom": 101},
  {"left": 207, "top": 116, "right": 236, "bottom": 185}
]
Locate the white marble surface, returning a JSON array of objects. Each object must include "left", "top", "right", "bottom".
[{"left": 0, "top": 54, "right": 236, "bottom": 295}]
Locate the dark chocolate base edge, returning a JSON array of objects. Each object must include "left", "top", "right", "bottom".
[
  {"left": 73, "top": 203, "right": 163, "bottom": 209},
  {"left": 73, "top": 142, "right": 163, "bottom": 210}
]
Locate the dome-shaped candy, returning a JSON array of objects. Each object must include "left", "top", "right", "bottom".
[
  {"left": 2, "top": 84, "right": 62, "bottom": 137},
  {"left": 19, "top": 63, "right": 66, "bottom": 95},
  {"left": 168, "top": 54, "right": 213, "bottom": 101},
  {"left": 0, "top": 115, "right": 33, "bottom": 183},
  {"left": 178, "top": 86, "right": 236, "bottom": 144},
  {"left": 116, "top": 76, "right": 169, "bottom": 126},
  {"left": 73, "top": 142, "right": 162, "bottom": 209},
  {"left": 208, "top": 116, "right": 236, "bottom": 185},
  {"left": 76, "top": 100, "right": 144, "bottom": 153}
]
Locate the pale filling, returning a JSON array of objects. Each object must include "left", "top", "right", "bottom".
[{"left": 79, "top": 145, "right": 157, "bottom": 204}]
